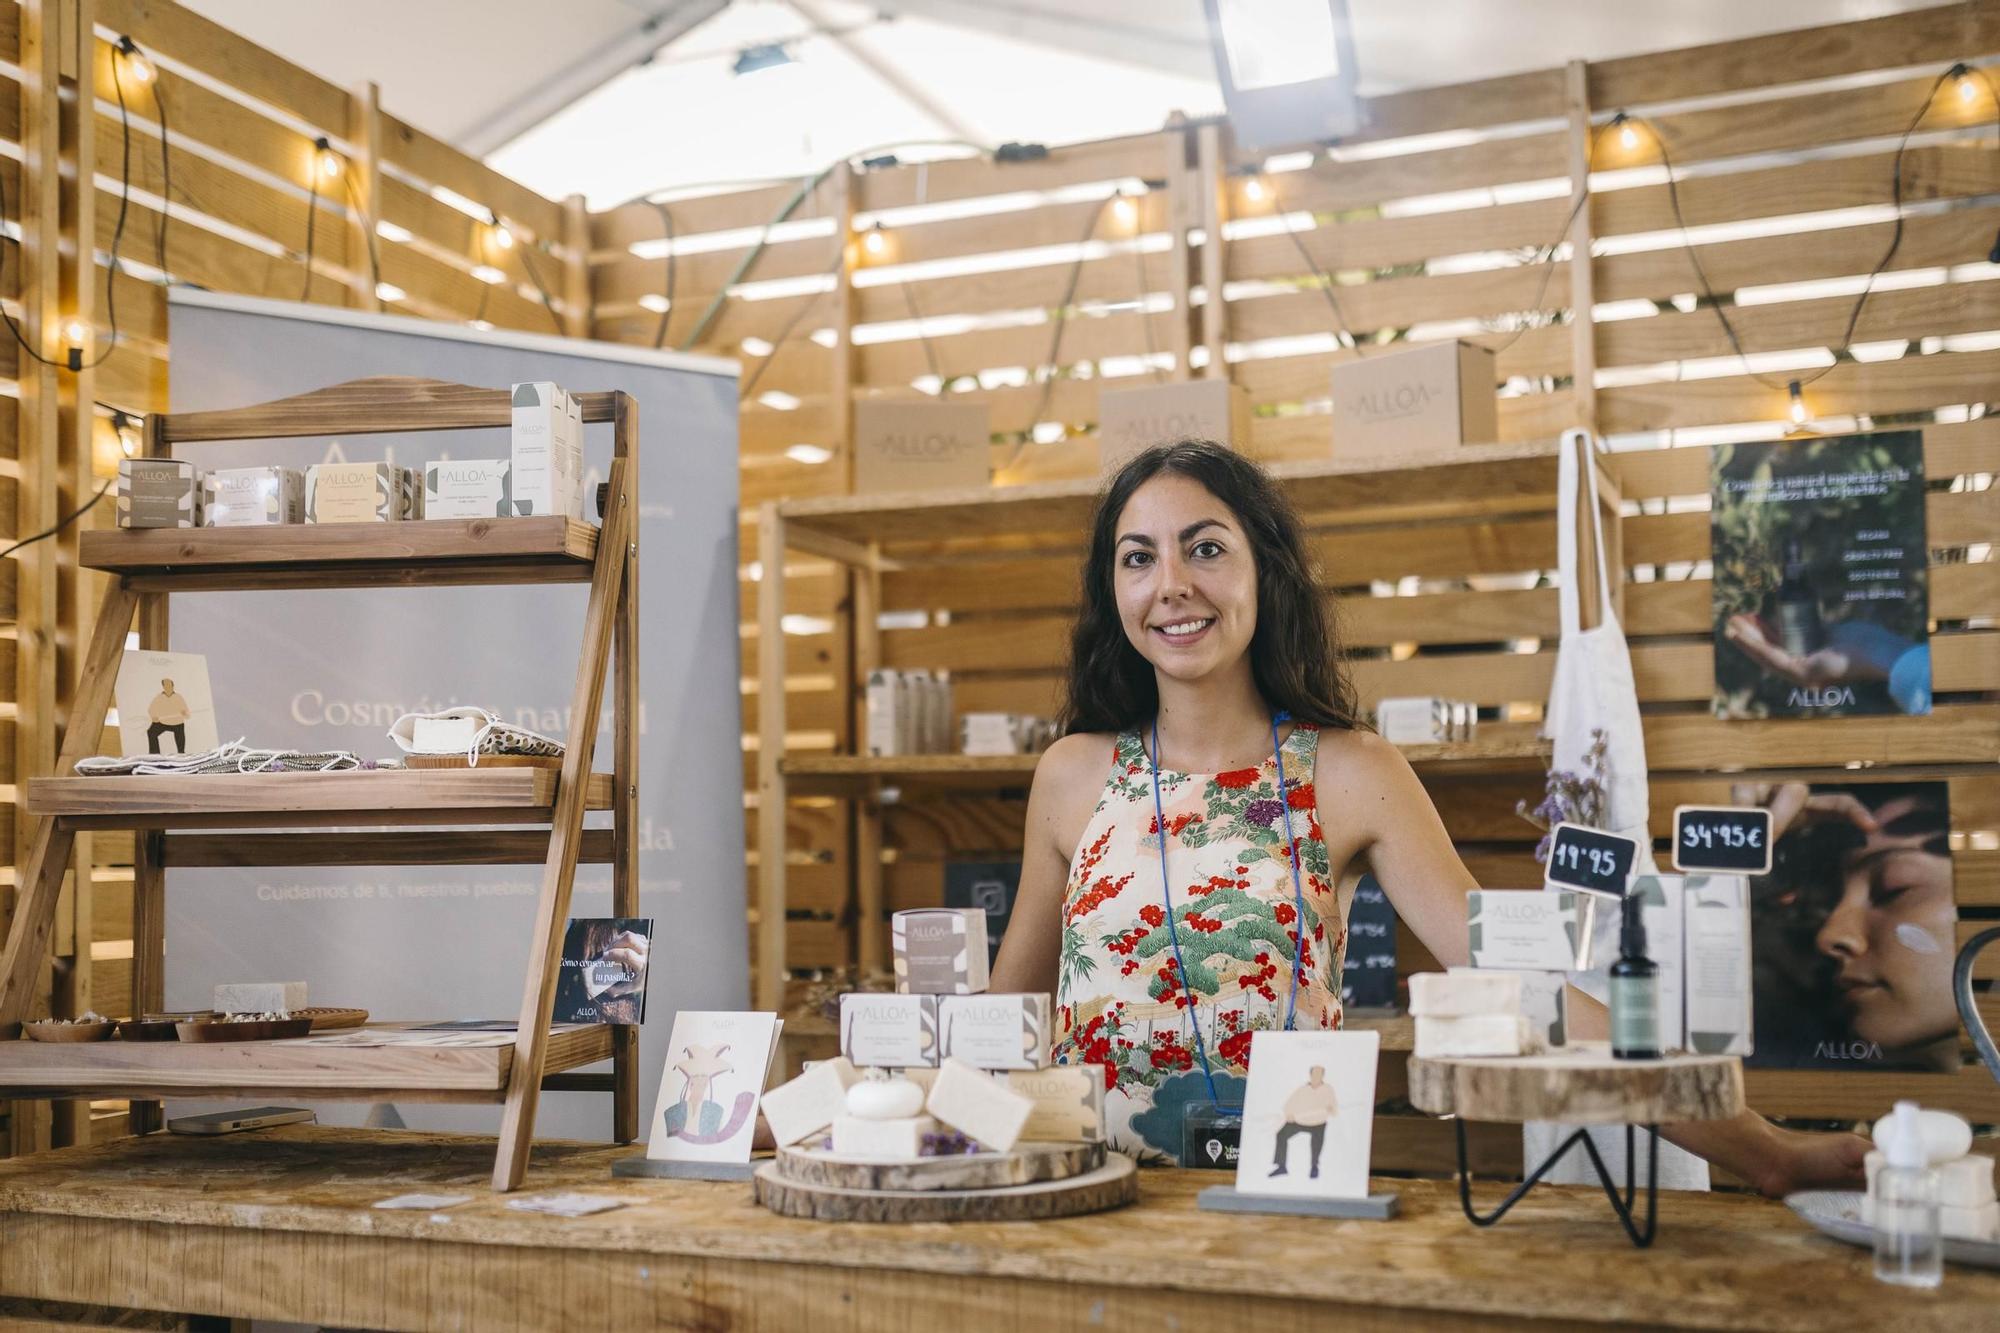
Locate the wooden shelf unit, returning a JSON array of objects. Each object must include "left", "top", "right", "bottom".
[
  {"left": 753, "top": 440, "right": 1615, "bottom": 1009},
  {"left": 0, "top": 377, "right": 641, "bottom": 1192}
]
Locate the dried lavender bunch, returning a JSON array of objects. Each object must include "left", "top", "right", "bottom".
[{"left": 1516, "top": 727, "right": 1610, "bottom": 863}]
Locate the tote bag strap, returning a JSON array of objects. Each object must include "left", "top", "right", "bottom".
[{"left": 1557, "top": 427, "right": 1617, "bottom": 636}]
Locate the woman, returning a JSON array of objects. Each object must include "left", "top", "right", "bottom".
[{"left": 991, "top": 440, "right": 1866, "bottom": 1193}]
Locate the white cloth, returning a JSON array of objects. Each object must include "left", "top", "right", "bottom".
[{"left": 1528, "top": 430, "right": 1707, "bottom": 1191}]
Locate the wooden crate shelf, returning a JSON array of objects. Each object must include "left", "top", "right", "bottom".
[
  {"left": 0, "top": 1024, "right": 614, "bottom": 1102},
  {"left": 27, "top": 769, "right": 616, "bottom": 828},
  {"left": 78, "top": 517, "right": 600, "bottom": 590}
]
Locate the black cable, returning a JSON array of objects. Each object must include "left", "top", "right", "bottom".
[
  {"left": 898, "top": 273, "right": 947, "bottom": 392},
  {"left": 1479, "top": 180, "right": 1595, "bottom": 356},
  {"left": 142, "top": 47, "right": 172, "bottom": 278},
  {"left": 650, "top": 200, "right": 676, "bottom": 350},
  {"left": 1269, "top": 178, "right": 1368, "bottom": 355},
  {"left": 343, "top": 168, "right": 383, "bottom": 296},
  {"left": 300, "top": 147, "right": 323, "bottom": 302},
  {"left": 1002, "top": 191, "right": 1118, "bottom": 467},
  {"left": 1131, "top": 204, "right": 1165, "bottom": 382},
  {"left": 739, "top": 244, "right": 848, "bottom": 402},
  {"left": 518, "top": 240, "right": 566, "bottom": 334},
  {"left": 1, "top": 469, "right": 114, "bottom": 561}
]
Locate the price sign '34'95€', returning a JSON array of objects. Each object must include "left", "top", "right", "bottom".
[
  {"left": 1543, "top": 822, "right": 1639, "bottom": 898},
  {"left": 1671, "top": 805, "right": 1774, "bottom": 875}
]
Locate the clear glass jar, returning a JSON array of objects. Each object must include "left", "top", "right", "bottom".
[{"left": 1873, "top": 1164, "right": 1943, "bottom": 1288}]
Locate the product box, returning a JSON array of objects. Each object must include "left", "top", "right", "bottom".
[
  {"left": 937, "top": 992, "right": 1052, "bottom": 1071},
  {"left": 1375, "top": 697, "right": 1452, "bottom": 745},
  {"left": 422, "top": 459, "right": 511, "bottom": 520},
  {"left": 892, "top": 907, "right": 990, "bottom": 995},
  {"left": 201, "top": 466, "right": 303, "bottom": 527},
  {"left": 116, "top": 458, "right": 201, "bottom": 528},
  {"left": 401, "top": 466, "right": 424, "bottom": 519},
  {"left": 1684, "top": 874, "right": 1753, "bottom": 1055},
  {"left": 1628, "top": 875, "right": 1688, "bottom": 1052},
  {"left": 1004, "top": 1064, "right": 1106, "bottom": 1142},
  {"left": 1330, "top": 339, "right": 1498, "bottom": 463},
  {"left": 1467, "top": 889, "right": 1595, "bottom": 972},
  {"left": 903, "top": 670, "right": 935, "bottom": 755},
  {"left": 852, "top": 398, "right": 991, "bottom": 495},
  {"left": 866, "top": 670, "right": 905, "bottom": 757},
  {"left": 214, "top": 981, "right": 306, "bottom": 1013},
  {"left": 510, "top": 381, "right": 583, "bottom": 517},
  {"left": 1096, "top": 378, "right": 1252, "bottom": 474},
  {"left": 838, "top": 992, "right": 939, "bottom": 1068},
  {"left": 305, "top": 463, "right": 407, "bottom": 523}
]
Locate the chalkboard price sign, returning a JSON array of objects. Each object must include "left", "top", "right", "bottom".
[
  {"left": 1671, "top": 805, "right": 1774, "bottom": 874},
  {"left": 1544, "top": 821, "right": 1639, "bottom": 897}
]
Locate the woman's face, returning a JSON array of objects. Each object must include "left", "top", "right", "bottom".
[
  {"left": 1112, "top": 473, "right": 1258, "bottom": 685},
  {"left": 1813, "top": 795, "right": 1957, "bottom": 1051}
]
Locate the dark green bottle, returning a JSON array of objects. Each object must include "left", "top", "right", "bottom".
[{"left": 1610, "top": 893, "right": 1661, "bottom": 1060}]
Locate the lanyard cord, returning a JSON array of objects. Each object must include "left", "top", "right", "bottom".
[{"left": 1148, "top": 711, "right": 1313, "bottom": 1106}]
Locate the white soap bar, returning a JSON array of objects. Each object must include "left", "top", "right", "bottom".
[
  {"left": 839, "top": 993, "right": 939, "bottom": 1068},
  {"left": 831, "top": 1114, "right": 935, "bottom": 1160},
  {"left": 213, "top": 982, "right": 306, "bottom": 1014},
  {"left": 1414, "top": 1013, "right": 1526, "bottom": 1059},
  {"left": 926, "top": 1057, "right": 1033, "bottom": 1151},
  {"left": 846, "top": 1074, "right": 926, "bottom": 1120},
  {"left": 1941, "top": 1200, "right": 2000, "bottom": 1242},
  {"left": 1450, "top": 966, "right": 1566, "bottom": 1048},
  {"left": 1939, "top": 1154, "right": 1997, "bottom": 1209},
  {"left": 1871, "top": 1107, "right": 1973, "bottom": 1166},
  {"left": 1409, "top": 970, "right": 1521, "bottom": 1018},
  {"left": 1003, "top": 1064, "right": 1107, "bottom": 1143},
  {"left": 936, "top": 993, "right": 1052, "bottom": 1070},
  {"left": 895, "top": 1066, "right": 941, "bottom": 1097},
  {"left": 760, "top": 1057, "right": 859, "bottom": 1146}
]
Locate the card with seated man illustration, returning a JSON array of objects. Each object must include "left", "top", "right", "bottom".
[{"left": 1234, "top": 1030, "right": 1379, "bottom": 1200}]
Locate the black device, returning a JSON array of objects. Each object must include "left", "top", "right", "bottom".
[
  {"left": 1544, "top": 821, "right": 1638, "bottom": 898},
  {"left": 1671, "top": 805, "right": 1774, "bottom": 875}
]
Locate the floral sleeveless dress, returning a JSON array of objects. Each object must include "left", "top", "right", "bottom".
[{"left": 1051, "top": 723, "right": 1345, "bottom": 1162}]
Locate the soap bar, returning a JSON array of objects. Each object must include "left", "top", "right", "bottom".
[
  {"left": 1939, "top": 1153, "right": 1997, "bottom": 1209},
  {"left": 213, "top": 981, "right": 306, "bottom": 1014},
  {"left": 846, "top": 1073, "right": 926, "bottom": 1120},
  {"left": 202, "top": 466, "right": 303, "bottom": 526},
  {"left": 839, "top": 993, "right": 939, "bottom": 1068},
  {"left": 117, "top": 458, "right": 202, "bottom": 528},
  {"left": 1409, "top": 970, "right": 1521, "bottom": 1018},
  {"left": 926, "top": 1057, "right": 1033, "bottom": 1151},
  {"left": 895, "top": 1066, "right": 942, "bottom": 1097},
  {"left": 892, "top": 908, "right": 990, "bottom": 995},
  {"left": 937, "top": 992, "right": 1052, "bottom": 1070},
  {"left": 761, "top": 1057, "right": 859, "bottom": 1146},
  {"left": 305, "top": 463, "right": 407, "bottom": 523},
  {"left": 1003, "top": 1064, "right": 1106, "bottom": 1143},
  {"left": 1414, "top": 1013, "right": 1527, "bottom": 1059},
  {"left": 831, "top": 1114, "right": 935, "bottom": 1160},
  {"left": 1941, "top": 1200, "right": 2000, "bottom": 1242},
  {"left": 1450, "top": 966, "right": 1567, "bottom": 1047},
  {"left": 1871, "top": 1107, "right": 1973, "bottom": 1166}
]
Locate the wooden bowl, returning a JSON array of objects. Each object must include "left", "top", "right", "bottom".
[
  {"left": 176, "top": 1017, "right": 312, "bottom": 1042},
  {"left": 25, "top": 1020, "right": 115, "bottom": 1042},
  {"left": 117, "top": 1018, "right": 181, "bottom": 1042}
]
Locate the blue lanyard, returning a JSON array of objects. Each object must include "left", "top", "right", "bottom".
[{"left": 1147, "top": 711, "right": 1312, "bottom": 1106}]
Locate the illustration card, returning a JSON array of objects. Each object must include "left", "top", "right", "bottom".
[
  {"left": 645, "top": 1010, "right": 783, "bottom": 1164},
  {"left": 1234, "top": 1030, "right": 1380, "bottom": 1200},
  {"left": 114, "top": 649, "right": 219, "bottom": 758}
]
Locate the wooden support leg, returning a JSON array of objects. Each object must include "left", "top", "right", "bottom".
[
  {"left": 610, "top": 528, "right": 640, "bottom": 1145},
  {"left": 492, "top": 465, "right": 633, "bottom": 1191},
  {"left": 128, "top": 830, "right": 166, "bottom": 1135}
]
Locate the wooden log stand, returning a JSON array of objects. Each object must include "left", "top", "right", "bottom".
[{"left": 1409, "top": 1045, "right": 1744, "bottom": 1248}]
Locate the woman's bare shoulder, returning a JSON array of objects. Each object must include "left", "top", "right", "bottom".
[{"left": 1036, "top": 731, "right": 1118, "bottom": 793}]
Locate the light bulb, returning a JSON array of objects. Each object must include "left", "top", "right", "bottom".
[
  {"left": 117, "top": 37, "right": 152, "bottom": 83},
  {"left": 1112, "top": 194, "right": 1138, "bottom": 227},
  {"left": 862, "top": 226, "right": 887, "bottom": 257},
  {"left": 316, "top": 143, "right": 341, "bottom": 180},
  {"left": 1619, "top": 121, "right": 1639, "bottom": 152},
  {"left": 1787, "top": 380, "right": 1807, "bottom": 426},
  {"left": 63, "top": 318, "right": 89, "bottom": 347},
  {"left": 1244, "top": 177, "right": 1266, "bottom": 203},
  {"left": 489, "top": 221, "right": 514, "bottom": 251},
  {"left": 1961, "top": 76, "right": 1980, "bottom": 105}
]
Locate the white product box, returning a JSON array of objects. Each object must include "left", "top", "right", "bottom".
[
  {"left": 1683, "top": 874, "right": 1753, "bottom": 1056},
  {"left": 305, "top": 463, "right": 407, "bottom": 523},
  {"left": 1467, "top": 890, "right": 1595, "bottom": 972},
  {"left": 926, "top": 1057, "right": 1033, "bottom": 1151},
  {"left": 1939, "top": 1154, "right": 1997, "bottom": 1209},
  {"left": 424, "top": 459, "right": 510, "bottom": 520},
  {"left": 892, "top": 908, "right": 990, "bottom": 995},
  {"left": 1628, "top": 875, "right": 1687, "bottom": 1053},
  {"left": 117, "top": 458, "right": 202, "bottom": 528},
  {"left": 1414, "top": 1013, "right": 1528, "bottom": 1059},
  {"left": 214, "top": 981, "right": 306, "bottom": 1014},
  {"left": 510, "top": 381, "right": 583, "bottom": 518},
  {"left": 1330, "top": 338, "right": 1498, "bottom": 464},
  {"left": 1096, "top": 378, "right": 1252, "bottom": 474},
  {"left": 760, "top": 1056, "right": 860, "bottom": 1146},
  {"left": 839, "top": 992, "right": 939, "bottom": 1068},
  {"left": 1003, "top": 1064, "right": 1106, "bottom": 1143},
  {"left": 936, "top": 993, "right": 1053, "bottom": 1071},
  {"left": 866, "top": 670, "right": 904, "bottom": 757},
  {"left": 1375, "top": 697, "right": 1453, "bottom": 745},
  {"left": 1408, "top": 970, "right": 1520, "bottom": 1018},
  {"left": 831, "top": 1114, "right": 935, "bottom": 1159},
  {"left": 202, "top": 466, "right": 303, "bottom": 527}
]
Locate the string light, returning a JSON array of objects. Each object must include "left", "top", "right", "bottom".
[
  {"left": 861, "top": 223, "right": 887, "bottom": 258},
  {"left": 487, "top": 211, "right": 514, "bottom": 252},
  {"left": 110, "top": 410, "right": 140, "bottom": 457},
  {"left": 313, "top": 136, "right": 341, "bottom": 181},
  {"left": 1613, "top": 112, "right": 1639, "bottom": 152},
  {"left": 115, "top": 35, "right": 153, "bottom": 83},
  {"left": 1243, "top": 177, "right": 1266, "bottom": 204},
  {"left": 63, "top": 318, "right": 89, "bottom": 371},
  {"left": 1953, "top": 61, "right": 1979, "bottom": 104},
  {"left": 1787, "top": 379, "right": 1808, "bottom": 426},
  {"left": 1112, "top": 191, "right": 1138, "bottom": 227}
]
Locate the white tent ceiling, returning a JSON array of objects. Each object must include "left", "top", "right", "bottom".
[{"left": 183, "top": 0, "right": 1948, "bottom": 207}]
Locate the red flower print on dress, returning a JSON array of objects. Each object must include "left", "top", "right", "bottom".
[
  {"left": 1138, "top": 903, "right": 1165, "bottom": 928},
  {"left": 1274, "top": 901, "right": 1297, "bottom": 926},
  {"left": 1287, "top": 783, "right": 1316, "bottom": 810},
  {"left": 1217, "top": 1029, "right": 1254, "bottom": 1068},
  {"left": 1215, "top": 767, "right": 1261, "bottom": 789}
]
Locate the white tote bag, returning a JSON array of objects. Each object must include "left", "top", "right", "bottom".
[{"left": 1526, "top": 430, "right": 1708, "bottom": 1189}]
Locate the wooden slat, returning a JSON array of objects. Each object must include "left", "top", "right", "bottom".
[
  {"left": 1600, "top": 345, "right": 2000, "bottom": 436},
  {"left": 99, "top": 0, "right": 348, "bottom": 133}
]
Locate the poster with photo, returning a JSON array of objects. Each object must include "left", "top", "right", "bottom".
[
  {"left": 114, "top": 650, "right": 220, "bottom": 758},
  {"left": 1710, "top": 431, "right": 1930, "bottom": 719},
  {"left": 645, "top": 1011, "right": 782, "bottom": 1164},
  {"left": 553, "top": 918, "right": 653, "bottom": 1025},
  {"left": 1741, "top": 780, "right": 1957, "bottom": 1072},
  {"left": 1234, "top": 1029, "right": 1379, "bottom": 1200}
]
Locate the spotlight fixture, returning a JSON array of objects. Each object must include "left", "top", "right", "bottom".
[
  {"left": 1203, "top": 0, "right": 1360, "bottom": 151},
  {"left": 1112, "top": 192, "right": 1138, "bottom": 227},
  {"left": 110, "top": 410, "right": 140, "bottom": 457},
  {"left": 732, "top": 43, "right": 795, "bottom": 77}
]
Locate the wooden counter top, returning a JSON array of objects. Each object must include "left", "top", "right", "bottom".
[{"left": 0, "top": 1125, "right": 1993, "bottom": 1331}]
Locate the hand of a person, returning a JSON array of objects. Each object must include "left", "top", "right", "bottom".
[
  {"left": 1747, "top": 1125, "right": 1870, "bottom": 1199},
  {"left": 1725, "top": 614, "right": 1858, "bottom": 687},
  {"left": 601, "top": 931, "right": 650, "bottom": 997},
  {"left": 1729, "top": 780, "right": 1880, "bottom": 844}
]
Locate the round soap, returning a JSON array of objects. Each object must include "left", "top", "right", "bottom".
[
  {"left": 1871, "top": 1107, "right": 1973, "bottom": 1165},
  {"left": 846, "top": 1075, "right": 924, "bottom": 1120}
]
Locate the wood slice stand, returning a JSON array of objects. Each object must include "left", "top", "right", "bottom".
[
  {"left": 753, "top": 1151, "right": 1137, "bottom": 1223},
  {"left": 774, "top": 1140, "right": 1105, "bottom": 1192},
  {"left": 1408, "top": 1045, "right": 1744, "bottom": 1248}
]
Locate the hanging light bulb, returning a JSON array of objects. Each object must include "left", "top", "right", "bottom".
[
  {"left": 1787, "top": 379, "right": 1808, "bottom": 426},
  {"left": 313, "top": 137, "right": 341, "bottom": 181},
  {"left": 63, "top": 317, "right": 89, "bottom": 370},
  {"left": 1613, "top": 113, "right": 1639, "bottom": 152},
  {"left": 116, "top": 35, "right": 153, "bottom": 83},
  {"left": 1243, "top": 176, "right": 1266, "bottom": 204},
  {"left": 110, "top": 410, "right": 140, "bottom": 457},
  {"left": 1112, "top": 191, "right": 1138, "bottom": 227},
  {"left": 488, "top": 212, "right": 514, "bottom": 252},
  {"left": 1961, "top": 73, "right": 1981, "bottom": 105},
  {"left": 862, "top": 223, "right": 887, "bottom": 258}
]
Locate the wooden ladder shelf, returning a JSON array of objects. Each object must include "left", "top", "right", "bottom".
[{"left": 0, "top": 376, "right": 641, "bottom": 1192}]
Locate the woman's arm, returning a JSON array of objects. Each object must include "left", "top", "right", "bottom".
[
  {"left": 990, "top": 734, "right": 1109, "bottom": 995},
  {"left": 1324, "top": 730, "right": 1867, "bottom": 1197}
]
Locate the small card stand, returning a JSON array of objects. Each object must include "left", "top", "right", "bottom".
[
  {"left": 611, "top": 1154, "right": 757, "bottom": 1182},
  {"left": 1197, "top": 1186, "right": 1399, "bottom": 1220}
]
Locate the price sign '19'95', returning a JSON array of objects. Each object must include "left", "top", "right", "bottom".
[
  {"left": 1671, "top": 805, "right": 1774, "bottom": 874},
  {"left": 1544, "top": 822, "right": 1639, "bottom": 897}
]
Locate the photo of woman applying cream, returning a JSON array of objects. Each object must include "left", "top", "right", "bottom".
[{"left": 1738, "top": 781, "right": 1957, "bottom": 1072}]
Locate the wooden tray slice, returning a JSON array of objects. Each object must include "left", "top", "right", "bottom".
[
  {"left": 753, "top": 1153, "right": 1137, "bottom": 1223},
  {"left": 176, "top": 1018, "right": 313, "bottom": 1042},
  {"left": 774, "top": 1140, "right": 1104, "bottom": 1192},
  {"left": 1408, "top": 1044, "right": 1743, "bottom": 1125}
]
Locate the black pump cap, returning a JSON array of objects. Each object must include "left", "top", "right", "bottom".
[{"left": 1620, "top": 892, "right": 1648, "bottom": 957}]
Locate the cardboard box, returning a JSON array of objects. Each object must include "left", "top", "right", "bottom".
[
  {"left": 891, "top": 908, "right": 990, "bottom": 995},
  {"left": 202, "top": 466, "right": 302, "bottom": 527},
  {"left": 865, "top": 670, "right": 905, "bottom": 757},
  {"left": 510, "top": 381, "right": 583, "bottom": 517},
  {"left": 937, "top": 992, "right": 1052, "bottom": 1070},
  {"left": 1330, "top": 339, "right": 1498, "bottom": 462},
  {"left": 838, "top": 992, "right": 939, "bottom": 1068},
  {"left": 1628, "top": 875, "right": 1687, "bottom": 1052},
  {"left": 1004, "top": 1064, "right": 1106, "bottom": 1142},
  {"left": 1467, "top": 890, "right": 1595, "bottom": 972},
  {"left": 116, "top": 458, "right": 201, "bottom": 528},
  {"left": 305, "top": 463, "right": 406, "bottom": 523},
  {"left": 852, "top": 399, "right": 991, "bottom": 495},
  {"left": 1096, "top": 378, "right": 1252, "bottom": 474},
  {"left": 1684, "top": 874, "right": 1753, "bottom": 1055},
  {"left": 424, "top": 459, "right": 512, "bottom": 520}
]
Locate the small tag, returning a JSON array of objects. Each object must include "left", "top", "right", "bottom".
[
  {"left": 1181, "top": 1103, "right": 1243, "bottom": 1171},
  {"left": 372, "top": 1192, "right": 471, "bottom": 1211},
  {"left": 505, "top": 1192, "right": 626, "bottom": 1217}
]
